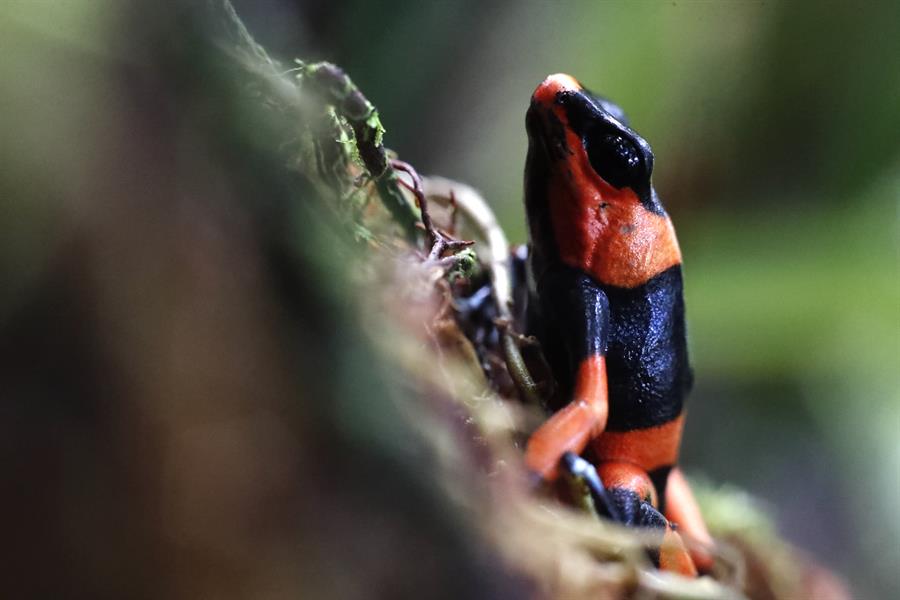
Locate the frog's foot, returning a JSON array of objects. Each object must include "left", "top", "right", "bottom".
[
  {"left": 588, "top": 460, "right": 699, "bottom": 577},
  {"left": 628, "top": 492, "right": 698, "bottom": 576}
]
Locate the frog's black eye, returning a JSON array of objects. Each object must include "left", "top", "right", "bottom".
[{"left": 584, "top": 130, "right": 644, "bottom": 189}]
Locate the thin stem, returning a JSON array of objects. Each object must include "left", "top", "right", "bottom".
[{"left": 391, "top": 159, "right": 438, "bottom": 249}]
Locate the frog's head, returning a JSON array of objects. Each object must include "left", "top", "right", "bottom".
[{"left": 525, "top": 74, "right": 663, "bottom": 216}]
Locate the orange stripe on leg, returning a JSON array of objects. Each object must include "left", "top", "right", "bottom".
[
  {"left": 525, "top": 355, "right": 608, "bottom": 480},
  {"left": 665, "top": 468, "right": 715, "bottom": 573},
  {"left": 592, "top": 413, "right": 685, "bottom": 473}
]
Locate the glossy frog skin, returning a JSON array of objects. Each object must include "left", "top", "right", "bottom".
[{"left": 522, "top": 74, "right": 713, "bottom": 575}]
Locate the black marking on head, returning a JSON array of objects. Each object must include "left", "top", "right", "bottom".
[
  {"left": 526, "top": 98, "right": 571, "bottom": 161},
  {"left": 586, "top": 132, "right": 644, "bottom": 190},
  {"left": 524, "top": 138, "right": 557, "bottom": 278},
  {"left": 588, "top": 91, "right": 630, "bottom": 126},
  {"left": 544, "top": 109, "right": 572, "bottom": 160},
  {"left": 524, "top": 99, "right": 568, "bottom": 279},
  {"left": 555, "top": 90, "right": 663, "bottom": 215}
]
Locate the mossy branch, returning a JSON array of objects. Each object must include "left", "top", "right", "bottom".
[{"left": 206, "top": 0, "right": 420, "bottom": 242}]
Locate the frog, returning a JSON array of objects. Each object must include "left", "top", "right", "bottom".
[{"left": 521, "top": 73, "right": 713, "bottom": 575}]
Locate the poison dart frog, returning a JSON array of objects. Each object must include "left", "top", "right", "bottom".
[{"left": 522, "top": 74, "right": 713, "bottom": 575}]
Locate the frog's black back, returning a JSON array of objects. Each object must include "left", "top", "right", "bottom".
[
  {"left": 600, "top": 266, "right": 692, "bottom": 431},
  {"left": 527, "top": 263, "right": 692, "bottom": 432}
]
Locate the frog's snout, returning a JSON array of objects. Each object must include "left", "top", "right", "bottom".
[
  {"left": 531, "top": 73, "right": 582, "bottom": 108},
  {"left": 527, "top": 74, "right": 585, "bottom": 162}
]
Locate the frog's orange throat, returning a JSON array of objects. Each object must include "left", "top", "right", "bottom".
[{"left": 532, "top": 74, "right": 682, "bottom": 289}]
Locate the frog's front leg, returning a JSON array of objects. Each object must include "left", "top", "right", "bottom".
[{"left": 524, "top": 267, "right": 610, "bottom": 480}]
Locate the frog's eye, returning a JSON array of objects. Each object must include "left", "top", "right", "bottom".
[{"left": 584, "top": 130, "right": 644, "bottom": 189}]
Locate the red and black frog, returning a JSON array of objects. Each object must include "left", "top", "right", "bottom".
[{"left": 521, "top": 74, "right": 713, "bottom": 575}]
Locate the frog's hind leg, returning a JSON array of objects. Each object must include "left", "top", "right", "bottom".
[{"left": 596, "top": 461, "right": 698, "bottom": 577}]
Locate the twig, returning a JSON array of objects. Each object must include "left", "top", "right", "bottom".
[
  {"left": 447, "top": 190, "right": 459, "bottom": 236},
  {"left": 391, "top": 159, "right": 438, "bottom": 248},
  {"left": 392, "top": 160, "right": 474, "bottom": 262},
  {"left": 497, "top": 320, "right": 544, "bottom": 407}
]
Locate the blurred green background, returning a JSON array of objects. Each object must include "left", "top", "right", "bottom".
[
  {"left": 236, "top": 0, "right": 899, "bottom": 595},
  {"left": 2, "top": 0, "right": 897, "bottom": 597}
]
